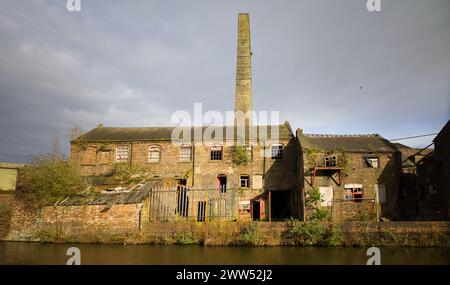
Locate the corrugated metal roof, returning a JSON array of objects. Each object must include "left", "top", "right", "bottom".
[{"left": 56, "top": 182, "right": 155, "bottom": 206}]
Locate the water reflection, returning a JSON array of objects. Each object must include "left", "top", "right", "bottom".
[{"left": 0, "top": 242, "right": 449, "bottom": 265}]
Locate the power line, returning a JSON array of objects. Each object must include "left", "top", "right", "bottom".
[{"left": 389, "top": 133, "right": 438, "bottom": 142}]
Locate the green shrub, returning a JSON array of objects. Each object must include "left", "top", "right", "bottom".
[
  {"left": 17, "top": 155, "right": 90, "bottom": 209},
  {"left": 239, "top": 223, "right": 262, "bottom": 246}
]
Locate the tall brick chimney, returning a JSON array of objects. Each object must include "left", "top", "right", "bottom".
[{"left": 234, "top": 13, "right": 253, "bottom": 128}]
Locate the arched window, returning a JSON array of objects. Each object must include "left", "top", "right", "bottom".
[{"left": 148, "top": 146, "right": 161, "bottom": 163}]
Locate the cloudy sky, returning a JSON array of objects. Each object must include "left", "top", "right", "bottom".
[{"left": 0, "top": 0, "right": 449, "bottom": 163}]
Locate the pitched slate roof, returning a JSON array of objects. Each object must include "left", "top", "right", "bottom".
[
  {"left": 297, "top": 130, "right": 398, "bottom": 153},
  {"left": 74, "top": 123, "right": 294, "bottom": 142}
]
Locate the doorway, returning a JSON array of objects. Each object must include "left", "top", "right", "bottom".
[{"left": 217, "top": 175, "right": 227, "bottom": 193}]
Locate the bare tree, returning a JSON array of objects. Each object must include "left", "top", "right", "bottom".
[{"left": 67, "top": 124, "right": 85, "bottom": 141}]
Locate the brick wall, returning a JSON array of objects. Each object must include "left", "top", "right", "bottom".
[
  {"left": 6, "top": 198, "right": 143, "bottom": 241},
  {"left": 303, "top": 151, "right": 401, "bottom": 220}
]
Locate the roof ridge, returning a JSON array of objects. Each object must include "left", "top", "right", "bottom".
[{"left": 303, "top": 133, "right": 380, "bottom": 138}]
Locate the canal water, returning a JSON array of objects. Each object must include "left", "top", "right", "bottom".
[{"left": 0, "top": 242, "right": 449, "bottom": 265}]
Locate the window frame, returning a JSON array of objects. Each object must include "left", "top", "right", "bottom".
[
  {"left": 324, "top": 155, "right": 337, "bottom": 167},
  {"left": 364, "top": 156, "right": 380, "bottom": 168},
  {"left": 240, "top": 175, "right": 250, "bottom": 188},
  {"left": 179, "top": 145, "right": 192, "bottom": 162},
  {"left": 210, "top": 145, "right": 223, "bottom": 161},
  {"left": 148, "top": 145, "right": 161, "bottom": 163},
  {"left": 271, "top": 144, "right": 283, "bottom": 160}
]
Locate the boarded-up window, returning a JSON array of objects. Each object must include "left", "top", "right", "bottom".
[
  {"left": 81, "top": 146, "right": 96, "bottom": 165},
  {"left": 115, "top": 146, "right": 130, "bottom": 163},
  {"left": 375, "top": 184, "right": 386, "bottom": 204},
  {"left": 253, "top": 175, "right": 263, "bottom": 189},
  {"left": 98, "top": 151, "right": 110, "bottom": 164},
  {"left": 148, "top": 146, "right": 161, "bottom": 163},
  {"left": 319, "top": 186, "right": 333, "bottom": 207}
]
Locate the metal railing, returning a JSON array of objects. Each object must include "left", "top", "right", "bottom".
[{"left": 147, "top": 186, "right": 238, "bottom": 222}]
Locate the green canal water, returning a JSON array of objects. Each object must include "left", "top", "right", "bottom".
[{"left": 0, "top": 242, "right": 449, "bottom": 265}]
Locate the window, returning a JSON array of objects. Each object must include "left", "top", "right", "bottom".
[
  {"left": 324, "top": 155, "right": 337, "bottom": 167},
  {"left": 210, "top": 145, "right": 223, "bottom": 160},
  {"left": 217, "top": 175, "right": 227, "bottom": 193},
  {"left": 271, "top": 144, "right": 283, "bottom": 160},
  {"left": 364, "top": 157, "right": 379, "bottom": 168},
  {"left": 148, "top": 146, "right": 161, "bottom": 163},
  {"left": 179, "top": 146, "right": 192, "bottom": 162},
  {"left": 246, "top": 146, "right": 253, "bottom": 161},
  {"left": 240, "top": 175, "right": 250, "bottom": 188},
  {"left": 344, "top": 184, "right": 364, "bottom": 202},
  {"left": 115, "top": 146, "right": 130, "bottom": 163}
]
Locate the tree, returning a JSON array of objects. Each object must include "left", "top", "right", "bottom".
[
  {"left": 17, "top": 155, "right": 90, "bottom": 209},
  {"left": 67, "top": 124, "right": 84, "bottom": 141}
]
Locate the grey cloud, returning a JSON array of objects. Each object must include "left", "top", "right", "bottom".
[{"left": 0, "top": 0, "right": 449, "bottom": 162}]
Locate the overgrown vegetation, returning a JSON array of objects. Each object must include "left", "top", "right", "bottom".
[
  {"left": 238, "top": 223, "right": 263, "bottom": 246},
  {"left": 231, "top": 145, "right": 250, "bottom": 166},
  {"left": 305, "top": 187, "right": 331, "bottom": 221},
  {"left": 17, "top": 155, "right": 90, "bottom": 209},
  {"left": 0, "top": 203, "right": 13, "bottom": 239},
  {"left": 113, "top": 163, "right": 151, "bottom": 184}
]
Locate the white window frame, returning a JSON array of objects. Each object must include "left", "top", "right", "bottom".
[
  {"left": 179, "top": 145, "right": 192, "bottom": 162},
  {"left": 364, "top": 157, "right": 379, "bottom": 168},
  {"left": 240, "top": 175, "right": 250, "bottom": 188},
  {"left": 271, "top": 144, "right": 283, "bottom": 160},
  {"left": 148, "top": 146, "right": 161, "bottom": 163},
  {"left": 210, "top": 145, "right": 223, "bottom": 161}
]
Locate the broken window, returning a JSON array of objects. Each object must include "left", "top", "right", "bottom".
[
  {"left": 344, "top": 185, "right": 364, "bottom": 202},
  {"left": 217, "top": 175, "right": 227, "bottom": 193},
  {"left": 115, "top": 146, "right": 130, "bottom": 163},
  {"left": 240, "top": 175, "right": 250, "bottom": 188},
  {"left": 210, "top": 145, "right": 223, "bottom": 161},
  {"left": 179, "top": 146, "right": 192, "bottom": 162},
  {"left": 364, "top": 157, "right": 379, "bottom": 168},
  {"left": 324, "top": 155, "right": 337, "bottom": 167},
  {"left": 271, "top": 144, "right": 283, "bottom": 160},
  {"left": 148, "top": 146, "right": 161, "bottom": 163}
]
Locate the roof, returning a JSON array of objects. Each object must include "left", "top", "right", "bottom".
[
  {"left": 433, "top": 120, "right": 450, "bottom": 143},
  {"left": 74, "top": 123, "right": 294, "bottom": 142},
  {"left": 297, "top": 130, "right": 398, "bottom": 153},
  {"left": 0, "top": 162, "right": 25, "bottom": 169},
  {"left": 55, "top": 182, "right": 155, "bottom": 206}
]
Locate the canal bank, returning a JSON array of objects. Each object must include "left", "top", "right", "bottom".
[{"left": 3, "top": 220, "right": 450, "bottom": 247}]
